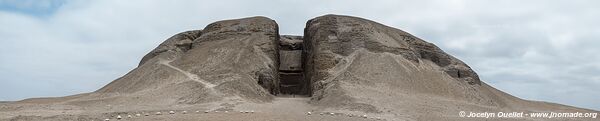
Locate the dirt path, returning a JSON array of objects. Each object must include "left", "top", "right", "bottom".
[{"left": 158, "top": 59, "right": 217, "bottom": 88}]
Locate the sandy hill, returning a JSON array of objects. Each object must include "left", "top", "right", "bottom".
[{"left": 0, "top": 15, "right": 597, "bottom": 121}]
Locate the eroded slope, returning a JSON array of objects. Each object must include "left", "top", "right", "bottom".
[{"left": 302, "top": 15, "right": 595, "bottom": 120}]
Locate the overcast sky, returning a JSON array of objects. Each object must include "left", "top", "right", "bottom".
[{"left": 0, "top": 0, "right": 598, "bottom": 110}]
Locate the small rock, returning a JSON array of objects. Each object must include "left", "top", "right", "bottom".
[
  {"left": 330, "top": 112, "right": 335, "bottom": 115},
  {"left": 104, "top": 119, "right": 110, "bottom": 121},
  {"left": 362, "top": 115, "right": 367, "bottom": 118},
  {"left": 307, "top": 112, "right": 312, "bottom": 115},
  {"left": 204, "top": 110, "right": 209, "bottom": 113},
  {"left": 169, "top": 111, "right": 175, "bottom": 114},
  {"left": 224, "top": 111, "right": 228, "bottom": 113},
  {"left": 127, "top": 115, "right": 132, "bottom": 118},
  {"left": 182, "top": 111, "right": 187, "bottom": 114},
  {"left": 135, "top": 113, "right": 141, "bottom": 117},
  {"left": 195, "top": 110, "right": 200, "bottom": 113},
  {"left": 116, "top": 115, "right": 122, "bottom": 119},
  {"left": 249, "top": 110, "right": 254, "bottom": 113},
  {"left": 144, "top": 113, "right": 150, "bottom": 116},
  {"left": 155, "top": 112, "right": 162, "bottom": 115}
]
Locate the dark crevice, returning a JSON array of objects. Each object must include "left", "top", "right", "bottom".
[{"left": 277, "top": 35, "right": 310, "bottom": 96}]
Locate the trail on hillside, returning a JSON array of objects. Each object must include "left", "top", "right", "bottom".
[{"left": 158, "top": 59, "right": 218, "bottom": 88}]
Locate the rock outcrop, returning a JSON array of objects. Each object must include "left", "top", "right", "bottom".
[
  {"left": 138, "top": 30, "right": 202, "bottom": 66},
  {"left": 302, "top": 15, "right": 594, "bottom": 120},
  {"left": 94, "top": 16, "right": 281, "bottom": 104},
  {"left": 303, "top": 15, "right": 497, "bottom": 112}
]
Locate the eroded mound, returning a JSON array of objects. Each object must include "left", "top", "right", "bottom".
[
  {"left": 92, "top": 16, "right": 281, "bottom": 105},
  {"left": 302, "top": 15, "right": 596, "bottom": 120},
  {"left": 1, "top": 15, "right": 597, "bottom": 121}
]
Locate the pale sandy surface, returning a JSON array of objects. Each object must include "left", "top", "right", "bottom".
[{"left": 1, "top": 97, "right": 388, "bottom": 121}]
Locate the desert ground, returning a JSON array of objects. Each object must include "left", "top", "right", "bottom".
[{"left": 1, "top": 96, "right": 391, "bottom": 121}]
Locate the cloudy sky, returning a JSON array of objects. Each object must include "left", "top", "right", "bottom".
[{"left": 1, "top": 0, "right": 598, "bottom": 110}]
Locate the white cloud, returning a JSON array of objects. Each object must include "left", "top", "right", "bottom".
[{"left": 0, "top": 0, "right": 598, "bottom": 110}]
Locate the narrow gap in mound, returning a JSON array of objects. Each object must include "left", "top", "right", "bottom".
[{"left": 277, "top": 35, "right": 309, "bottom": 96}]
